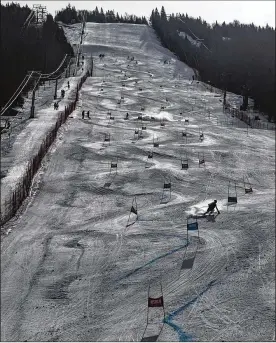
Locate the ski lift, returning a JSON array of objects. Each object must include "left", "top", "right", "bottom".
[
  {"left": 228, "top": 181, "right": 238, "bottom": 203},
  {"left": 243, "top": 176, "right": 253, "bottom": 193}
]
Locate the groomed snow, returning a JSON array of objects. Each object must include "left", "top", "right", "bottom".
[{"left": 1, "top": 23, "right": 275, "bottom": 342}]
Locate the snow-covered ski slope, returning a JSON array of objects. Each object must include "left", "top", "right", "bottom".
[{"left": 1, "top": 23, "right": 275, "bottom": 342}]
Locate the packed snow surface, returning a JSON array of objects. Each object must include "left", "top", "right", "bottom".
[{"left": 1, "top": 23, "right": 275, "bottom": 342}]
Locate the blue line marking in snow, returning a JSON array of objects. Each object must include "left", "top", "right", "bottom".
[
  {"left": 118, "top": 243, "right": 188, "bottom": 281},
  {"left": 163, "top": 280, "right": 216, "bottom": 341}
]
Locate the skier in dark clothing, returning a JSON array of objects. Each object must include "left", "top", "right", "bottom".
[
  {"left": 204, "top": 200, "right": 220, "bottom": 215},
  {"left": 87, "top": 111, "right": 90, "bottom": 119},
  {"left": 82, "top": 110, "right": 85, "bottom": 119},
  {"left": 67, "top": 81, "right": 70, "bottom": 89}
]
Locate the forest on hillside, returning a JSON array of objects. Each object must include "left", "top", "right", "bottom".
[
  {"left": 150, "top": 7, "right": 275, "bottom": 121},
  {"left": 55, "top": 4, "right": 148, "bottom": 25},
  {"left": 0, "top": 3, "right": 73, "bottom": 111}
]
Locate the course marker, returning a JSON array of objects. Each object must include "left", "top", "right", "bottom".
[
  {"left": 198, "top": 153, "right": 205, "bottom": 167},
  {"left": 228, "top": 181, "right": 238, "bottom": 203},
  {"left": 126, "top": 197, "right": 138, "bottom": 227},
  {"left": 141, "top": 282, "right": 165, "bottom": 342},
  {"left": 161, "top": 177, "right": 171, "bottom": 203},
  {"left": 243, "top": 175, "right": 253, "bottom": 193}
]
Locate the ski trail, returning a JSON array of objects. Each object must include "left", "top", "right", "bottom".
[
  {"left": 118, "top": 243, "right": 188, "bottom": 281},
  {"left": 164, "top": 280, "right": 216, "bottom": 341}
]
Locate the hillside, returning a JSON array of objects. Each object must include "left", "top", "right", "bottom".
[
  {"left": 150, "top": 8, "right": 275, "bottom": 122},
  {"left": 1, "top": 22, "right": 275, "bottom": 342}
]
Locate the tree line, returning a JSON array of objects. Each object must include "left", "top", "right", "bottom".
[
  {"left": 0, "top": 3, "right": 73, "bottom": 111},
  {"left": 55, "top": 4, "right": 148, "bottom": 25},
  {"left": 150, "top": 7, "right": 275, "bottom": 121}
]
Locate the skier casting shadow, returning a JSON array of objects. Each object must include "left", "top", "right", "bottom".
[{"left": 204, "top": 200, "right": 220, "bottom": 216}]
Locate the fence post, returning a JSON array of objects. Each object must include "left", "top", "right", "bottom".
[
  {"left": 54, "top": 79, "right": 58, "bottom": 99},
  {"left": 30, "top": 90, "right": 36, "bottom": 119}
]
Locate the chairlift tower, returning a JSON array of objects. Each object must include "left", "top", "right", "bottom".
[{"left": 32, "top": 5, "right": 47, "bottom": 25}]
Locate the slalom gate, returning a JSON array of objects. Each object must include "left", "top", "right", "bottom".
[
  {"left": 199, "top": 128, "right": 204, "bottom": 141},
  {"left": 153, "top": 137, "right": 159, "bottom": 147},
  {"left": 160, "top": 177, "right": 171, "bottom": 204},
  {"left": 103, "top": 133, "right": 111, "bottom": 145},
  {"left": 198, "top": 152, "right": 205, "bottom": 167},
  {"left": 126, "top": 197, "right": 138, "bottom": 227},
  {"left": 181, "top": 154, "right": 189, "bottom": 170},
  {"left": 110, "top": 157, "right": 118, "bottom": 175},
  {"left": 141, "top": 282, "right": 165, "bottom": 342},
  {"left": 186, "top": 216, "right": 200, "bottom": 242},
  {"left": 145, "top": 151, "right": 153, "bottom": 169},
  {"left": 227, "top": 181, "right": 238, "bottom": 203},
  {"left": 182, "top": 129, "right": 188, "bottom": 143},
  {"left": 243, "top": 175, "right": 253, "bottom": 193}
]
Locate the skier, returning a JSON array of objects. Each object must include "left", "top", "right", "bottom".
[
  {"left": 82, "top": 110, "right": 85, "bottom": 119},
  {"left": 125, "top": 112, "right": 129, "bottom": 119},
  {"left": 61, "top": 89, "right": 65, "bottom": 98},
  {"left": 87, "top": 110, "right": 90, "bottom": 119},
  {"left": 204, "top": 200, "right": 220, "bottom": 215},
  {"left": 67, "top": 81, "right": 70, "bottom": 89}
]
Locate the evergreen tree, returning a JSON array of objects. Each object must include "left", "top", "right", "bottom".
[{"left": 160, "top": 6, "right": 167, "bottom": 21}]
